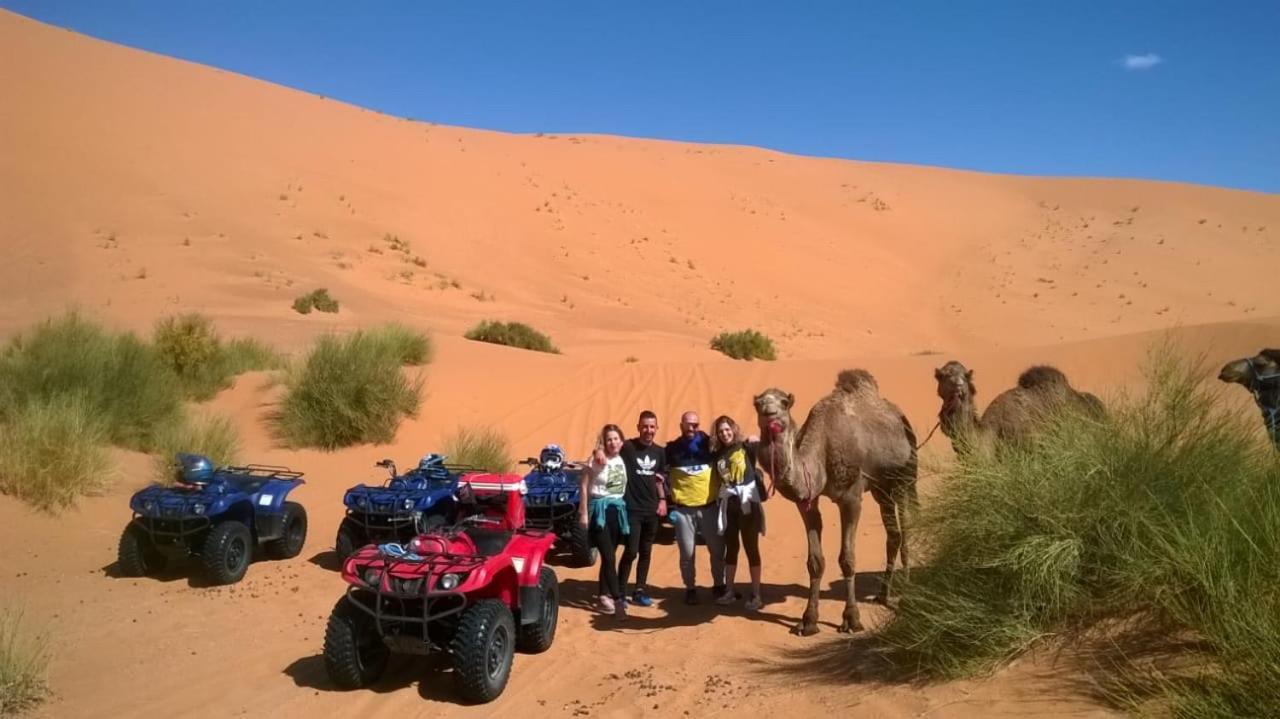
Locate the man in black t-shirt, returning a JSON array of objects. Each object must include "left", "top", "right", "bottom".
[{"left": 618, "top": 410, "right": 666, "bottom": 607}]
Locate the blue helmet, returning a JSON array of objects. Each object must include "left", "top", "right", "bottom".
[
  {"left": 418, "top": 453, "right": 447, "bottom": 471},
  {"left": 538, "top": 444, "right": 565, "bottom": 471},
  {"left": 176, "top": 453, "right": 214, "bottom": 484}
]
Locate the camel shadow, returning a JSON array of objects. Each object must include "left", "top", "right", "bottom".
[{"left": 284, "top": 651, "right": 465, "bottom": 704}]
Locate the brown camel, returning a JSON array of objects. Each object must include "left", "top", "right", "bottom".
[
  {"left": 934, "top": 362, "right": 1105, "bottom": 455},
  {"left": 1218, "top": 349, "right": 1280, "bottom": 449},
  {"left": 753, "top": 369, "right": 918, "bottom": 636}
]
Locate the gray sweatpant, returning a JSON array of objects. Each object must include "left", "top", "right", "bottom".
[{"left": 670, "top": 504, "right": 725, "bottom": 590}]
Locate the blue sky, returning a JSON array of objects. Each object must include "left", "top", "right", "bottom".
[{"left": 6, "top": 1, "right": 1278, "bottom": 192}]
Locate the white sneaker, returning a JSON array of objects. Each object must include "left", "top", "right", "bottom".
[{"left": 599, "top": 595, "right": 615, "bottom": 613}]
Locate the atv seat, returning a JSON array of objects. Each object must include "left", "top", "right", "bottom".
[{"left": 462, "top": 526, "right": 513, "bottom": 557}]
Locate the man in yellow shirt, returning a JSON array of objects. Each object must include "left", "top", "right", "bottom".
[{"left": 664, "top": 411, "right": 725, "bottom": 605}]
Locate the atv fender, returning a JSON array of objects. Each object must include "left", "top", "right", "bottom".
[{"left": 252, "top": 479, "right": 305, "bottom": 539}]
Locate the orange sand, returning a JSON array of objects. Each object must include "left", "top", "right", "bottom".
[{"left": 1, "top": 10, "right": 1277, "bottom": 718}]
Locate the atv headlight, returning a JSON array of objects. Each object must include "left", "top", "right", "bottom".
[
  {"left": 362, "top": 568, "right": 383, "bottom": 588},
  {"left": 355, "top": 496, "right": 367, "bottom": 509},
  {"left": 556, "top": 492, "right": 569, "bottom": 503},
  {"left": 143, "top": 500, "right": 156, "bottom": 513},
  {"left": 438, "top": 573, "right": 461, "bottom": 590},
  {"left": 402, "top": 498, "right": 414, "bottom": 511},
  {"left": 192, "top": 503, "right": 206, "bottom": 515}
]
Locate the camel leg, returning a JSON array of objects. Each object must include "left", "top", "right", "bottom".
[
  {"left": 836, "top": 494, "right": 864, "bottom": 633},
  {"left": 871, "top": 485, "right": 900, "bottom": 605},
  {"left": 793, "top": 502, "right": 824, "bottom": 636}
]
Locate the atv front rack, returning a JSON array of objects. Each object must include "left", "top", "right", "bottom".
[{"left": 345, "top": 550, "right": 488, "bottom": 653}]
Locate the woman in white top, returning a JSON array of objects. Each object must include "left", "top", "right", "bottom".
[{"left": 579, "top": 424, "right": 629, "bottom": 617}]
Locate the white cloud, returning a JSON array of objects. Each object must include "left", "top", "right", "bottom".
[{"left": 1122, "top": 53, "right": 1163, "bottom": 71}]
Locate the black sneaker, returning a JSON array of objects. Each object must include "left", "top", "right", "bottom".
[{"left": 684, "top": 588, "right": 699, "bottom": 605}]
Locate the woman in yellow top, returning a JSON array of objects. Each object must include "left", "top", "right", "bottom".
[{"left": 710, "top": 415, "right": 770, "bottom": 611}]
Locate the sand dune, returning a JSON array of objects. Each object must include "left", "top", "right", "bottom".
[{"left": 1, "top": 9, "right": 1277, "bottom": 718}]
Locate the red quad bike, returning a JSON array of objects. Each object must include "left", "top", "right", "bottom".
[{"left": 323, "top": 472, "right": 558, "bottom": 704}]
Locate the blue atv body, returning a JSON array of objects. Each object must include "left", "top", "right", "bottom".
[
  {"left": 334, "top": 454, "right": 465, "bottom": 560},
  {"left": 521, "top": 446, "right": 596, "bottom": 567},
  {"left": 118, "top": 453, "right": 307, "bottom": 585}
]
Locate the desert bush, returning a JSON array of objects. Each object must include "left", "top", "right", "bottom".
[
  {"left": 362, "top": 323, "right": 433, "bottom": 366},
  {"left": 152, "top": 314, "right": 282, "bottom": 400},
  {"left": 464, "top": 320, "right": 559, "bottom": 354},
  {"left": 0, "top": 396, "right": 111, "bottom": 512},
  {"left": 0, "top": 312, "right": 182, "bottom": 450},
  {"left": 150, "top": 412, "right": 241, "bottom": 485},
  {"left": 276, "top": 330, "right": 422, "bottom": 449},
  {"left": 292, "top": 288, "right": 339, "bottom": 314},
  {"left": 710, "top": 329, "right": 776, "bottom": 361},
  {"left": 443, "top": 426, "right": 511, "bottom": 473},
  {"left": 0, "top": 607, "right": 50, "bottom": 715},
  {"left": 875, "top": 344, "right": 1280, "bottom": 715}
]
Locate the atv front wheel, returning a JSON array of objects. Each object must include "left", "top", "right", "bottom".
[
  {"left": 117, "top": 523, "right": 166, "bottom": 576},
  {"left": 265, "top": 501, "right": 308, "bottom": 560},
  {"left": 567, "top": 522, "right": 598, "bottom": 568},
  {"left": 335, "top": 517, "right": 363, "bottom": 561},
  {"left": 323, "top": 596, "right": 389, "bottom": 688},
  {"left": 201, "top": 521, "right": 252, "bottom": 585},
  {"left": 517, "top": 566, "right": 559, "bottom": 653},
  {"left": 451, "top": 599, "right": 516, "bottom": 703}
]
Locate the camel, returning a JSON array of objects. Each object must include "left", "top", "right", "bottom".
[
  {"left": 752, "top": 369, "right": 918, "bottom": 636},
  {"left": 1218, "top": 349, "right": 1280, "bottom": 449},
  {"left": 933, "top": 361, "right": 1105, "bottom": 455}
]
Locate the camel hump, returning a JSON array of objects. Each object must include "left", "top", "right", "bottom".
[
  {"left": 836, "top": 369, "right": 878, "bottom": 393},
  {"left": 1017, "top": 365, "right": 1070, "bottom": 390}
]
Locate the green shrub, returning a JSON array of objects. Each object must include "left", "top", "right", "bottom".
[
  {"left": 152, "top": 314, "right": 282, "bottom": 401},
  {"left": 875, "top": 344, "right": 1280, "bottom": 714},
  {"left": 710, "top": 329, "right": 776, "bottom": 361},
  {"left": 292, "top": 288, "right": 339, "bottom": 314},
  {"left": 0, "top": 396, "right": 110, "bottom": 511},
  {"left": 276, "top": 330, "right": 422, "bottom": 449},
  {"left": 0, "top": 608, "right": 49, "bottom": 715},
  {"left": 443, "top": 426, "right": 511, "bottom": 473},
  {"left": 150, "top": 412, "right": 241, "bottom": 485},
  {"left": 0, "top": 312, "right": 182, "bottom": 450},
  {"left": 464, "top": 320, "right": 559, "bottom": 354},
  {"left": 362, "top": 323, "right": 433, "bottom": 366}
]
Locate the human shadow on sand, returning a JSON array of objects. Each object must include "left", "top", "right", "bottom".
[
  {"left": 284, "top": 651, "right": 472, "bottom": 704},
  {"left": 558, "top": 570, "right": 891, "bottom": 634},
  {"left": 307, "top": 550, "right": 343, "bottom": 572}
]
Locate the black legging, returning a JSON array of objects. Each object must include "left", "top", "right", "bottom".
[
  {"left": 589, "top": 505, "right": 626, "bottom": 599},
  {"left": 618, "top": 512, "right": 659, "bottom": 594},
  {"left": 723, "top": 500, "right": 762, "bottom": 567}
]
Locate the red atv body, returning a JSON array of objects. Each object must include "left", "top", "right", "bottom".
[{"left": 323, "top": 473, "right": 558, "bottom": 704}]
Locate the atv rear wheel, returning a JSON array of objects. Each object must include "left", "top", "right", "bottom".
[
  {"left": 201, "top": 521, "right": 252, "bottom": 585},
  {"left": 265, "top": 501, "right": 308, "bottom": 560},
  {"left": 567, "top": 522, "right": 598, "bottom": 567},
  {"left": 335, "top": 517, "right": 363, "bottom": 561},
  {"left": 323, "top": 596, "right": 389, "bottom": 688},
  {"left": 117, "top": 523, "right": 166, "bottom": 576},
  {"left": 451, "top": 599, "right": 515, "bottom": 703},
  {"left": 516, "top": 566, "right": 559, "bottom": 653}
]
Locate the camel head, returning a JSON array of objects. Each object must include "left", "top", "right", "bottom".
[
  {"left": 1218, "top": 349, "right": 1280, "bottom": 388},
  {"left": 934, "top": 360, "right": 974, "bottom": 403},
  {"left": 753, "top": 387, "right": 795, "bottom": 440},
  {"left": 934, "top": 360, "right": 977, "bottom": 439}
]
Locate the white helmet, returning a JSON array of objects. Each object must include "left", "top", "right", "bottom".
[{"left": 539, "top": 444, "right": 565, "bottom": 471}]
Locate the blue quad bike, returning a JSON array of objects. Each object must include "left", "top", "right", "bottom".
[
  {"left": 520, "top": 444, "right": 596, "bottom": 567},
  {"left": 334, "top": 453, "right": 469, "bottom": 561},
  {"left": 117, "top": 453, "right": 308, "bottom": 585}
]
